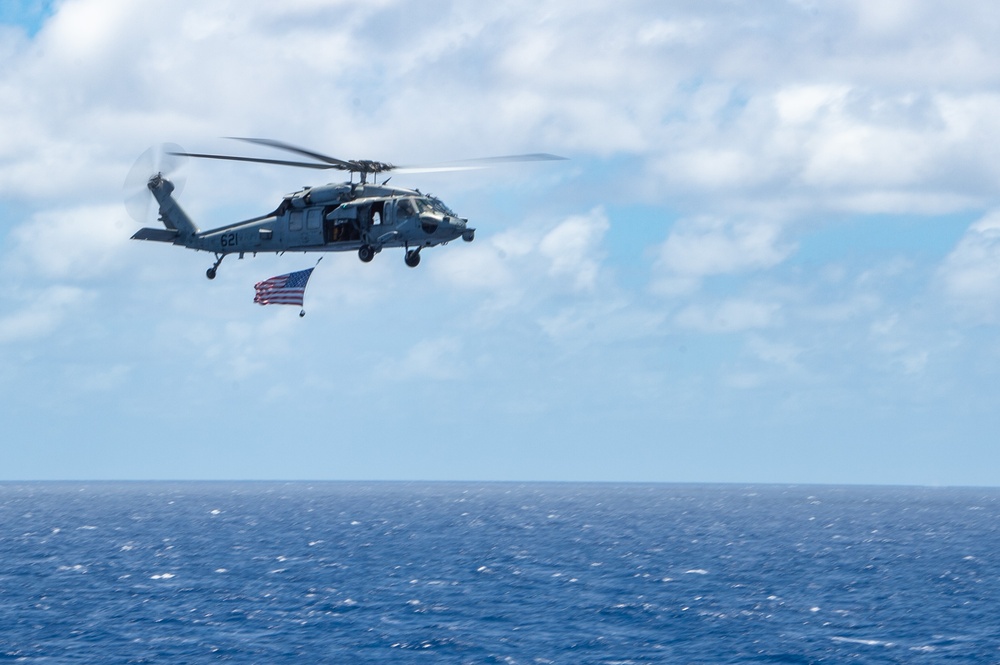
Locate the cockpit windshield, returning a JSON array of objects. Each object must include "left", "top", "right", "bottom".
[{"left": 416, "top": 196, "right": 458, "bottom": 218}]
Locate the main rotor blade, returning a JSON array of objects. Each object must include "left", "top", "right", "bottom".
[
  {"left": 169, "top": 140, "right": 567, "bottom": 176},
  {"left": 438, "top": 153, "right": 568, "bottom": 166},
  {"left": 394, "top": 153, "right": 568, "bottom": 174},
  {"left": 167, "top": 151, "right": 339, "bottom": 170},
  {"left": 225, "top": 137, "right": 356, "bottom": 170}
]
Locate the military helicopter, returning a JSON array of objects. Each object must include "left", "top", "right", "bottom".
[{"left": 127, "top": 138, "right": 565, "bottom": 279}]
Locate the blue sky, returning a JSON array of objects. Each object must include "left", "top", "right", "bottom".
[
  {"left": 3, "top": 1, "right": 1000, "bottom": 484},
  {"left": 0, "top": 0, "right": 53, "bottom": 36}
]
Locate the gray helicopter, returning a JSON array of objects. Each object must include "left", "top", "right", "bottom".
[{"left": 128, "top": 138, "right": 565, "bottom": 279}]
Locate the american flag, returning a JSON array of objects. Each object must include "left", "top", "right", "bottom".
[{"left": 254, "top": 267, "right": 315, "bottom": 306}]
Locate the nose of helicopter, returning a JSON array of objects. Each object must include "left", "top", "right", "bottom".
[
  {"left": 445, "top": 215, "right": 474, "bottom": 241},
  {"left": 444, "top": 215, "right": 472, "bottom": 241},
  {"left": 421, "top": 213, "right": 469, "bottom": 239}
]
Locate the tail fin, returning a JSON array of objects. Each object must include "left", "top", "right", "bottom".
[{"left": 148, "top": 174, "right": 199, "bottom": 236}]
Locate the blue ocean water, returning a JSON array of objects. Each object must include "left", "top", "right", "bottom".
[{"left": 1, "top": 483, "right": 998, "bottom": 663}]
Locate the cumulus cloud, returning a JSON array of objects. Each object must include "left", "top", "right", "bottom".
[
  {"left": 654, "top": 81, "right": 1000, "bottom": 214},
  {"left": 652, "top": 216, "right": 793, "bottom": 295},
  {"left": 938, "top": 210, "right": 1000, "bottom": 320},
  {"left": 4, "top": 204, "right": 132, "bottom": 279},
  {"left": 538, "top": 208, "right": 609, "bottom": 292},
  {"left": 430, "top": 208, "right": 610, "bottom": 314},
  {"left": 4, "top": 0, "right": 1000, "bottom": 485},
  {"left": 0, "top": 286, "right": 93, "bottom": 344},
  {"left": 3, "top": 0, "right": 1000, "bottom": 215},
  {"left": 3, "top": 2, "right": 995, "bottom": 329}
]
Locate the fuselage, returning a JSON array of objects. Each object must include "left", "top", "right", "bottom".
[
  {"left": 191, "top": 181, "right": 472, "bottom": 256},
  {"left": 134, "top": 176, "right": 475, "bottom": 273}
]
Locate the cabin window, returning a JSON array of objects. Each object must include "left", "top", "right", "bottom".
[
  {"left": 398, "top": 198, "right": 416, "bottom": 217},
  {"left": 307, "top": 208, "right": 322, "bottom": 230},
  {"left": 289, "top": 212, "right": 303, "bottom": 231}
]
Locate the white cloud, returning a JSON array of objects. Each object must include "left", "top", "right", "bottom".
[
  {"left": 3, "top": 0, "right": 1000, "bottom": 214},
  {"left": 538, "top": 208, "right": 609, "bottom": 292},
  {"left": 674, "top": 299, "right": 780, "bottom": 334},
  {"left": 656, "top": 81, "right": 1000, "bottom": 214},
  {"left": 747, "top": 336, "right": 802, "bottom": 372},
  {"left": 429, "top": 208, "right": 611, "bottom": 319},
  {"left": 652, "top": 216, "right": 793, "bottom": 295},
  {"left": 0, "top": 286, "right": 93, "bottom": 344},
  {"left": 938, "top": 210, "right": 1000, "bottom": 320},
  {"left": 636, "top": 19, "right": 706, "bottom": 47},
  {"left": 4, "top": 0, "right": 1000, "bottom": 483},
  {"left": 865, "top": 312, "right": 937, "bottom": 376},
  {"left": 379, "top": 336, "right": 466, "bottom": 382},
  {"left": 774, "top": 85, "right": 851, "bottom": 125},
  {"left": 538, "top": 299, "right": 665, "bottom": 347},
  {"left": 5, "top": 204, "right": 132, "bottom": 279},
  {"left": 431, "top": 236, "right": 521, "bottom": 298}
]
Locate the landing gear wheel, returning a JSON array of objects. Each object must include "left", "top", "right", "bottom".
[
  {"left": 206, "top": 253, "right": 225, "bottom": 279},
  {"left": 358, "top": 245, "right": 375, "bottom": 263},
  {"left": 405, "top": 250, "right": 421, "bottom": 268}
]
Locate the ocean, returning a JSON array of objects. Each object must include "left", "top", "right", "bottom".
[{"left": 0, "top": 482, "right": 997, "bottom": 663}]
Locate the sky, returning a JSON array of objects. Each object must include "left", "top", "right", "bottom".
[{"left": 2, "top": 0, "right": 1000, "bottom": 485}]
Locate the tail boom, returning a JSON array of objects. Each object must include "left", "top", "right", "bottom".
[
  {"left": 148, "top": 174, "right": 198, "bottom": 236},
  {"left": 131, "top": 174, "right": 199, "bottom": 245}
]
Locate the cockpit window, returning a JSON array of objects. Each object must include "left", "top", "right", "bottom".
[
  {"left": 399, "top": 196, "right": 457, "bottom": 218},
  {"left": 398, "top": 198, "right": 417, "bottom": 216},
  {"left": 419, "top": 196, "right": 457, "bottom": 217}
]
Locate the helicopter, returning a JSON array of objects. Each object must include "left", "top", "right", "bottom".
[{"left": 127, "top": 138, "right": 565, "bottom": 279}]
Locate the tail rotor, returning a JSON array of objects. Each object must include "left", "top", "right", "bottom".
[{"left": 123, "top": 143, "right": 187, "bottom": 223}]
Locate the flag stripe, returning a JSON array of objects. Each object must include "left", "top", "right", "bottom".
[{"left": 254, "top": 267, "right": 314, "bottom": 307}]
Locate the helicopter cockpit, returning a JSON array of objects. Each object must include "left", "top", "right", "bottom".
[
  {"left": 418, "top": 196, "right": 458, "bottom": 218},
  {"left": 397, "top": 197, "right": 418, "bottom": 218}
]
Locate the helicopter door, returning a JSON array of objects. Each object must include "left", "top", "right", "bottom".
[
  {"left": 395, "top": 197, "right": 418, "bottom": 229},
  {"left": 306, "top": 207, "right": 323, "bottom": 232},
  {"left": 305, "top": 208, "right": 324, "bottom": 246},
  {"left": 288, "top": 208, "right": 324, "bottom": 247}
]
